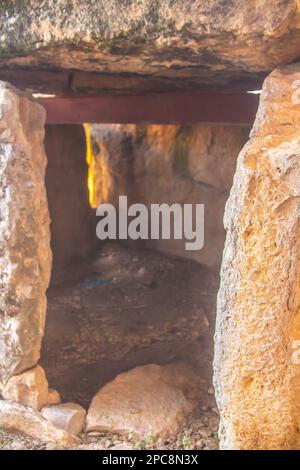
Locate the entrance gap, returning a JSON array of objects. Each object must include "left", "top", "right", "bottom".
[{"left": 40, "top": 122, "right": 249, "bottom": 448}]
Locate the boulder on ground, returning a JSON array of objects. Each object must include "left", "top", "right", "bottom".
[{"left": 86, "top": 363, "right": 202, "bottom": 439}]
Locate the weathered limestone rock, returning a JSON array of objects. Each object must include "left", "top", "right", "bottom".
[
  {"left": 44, "top": 124, "right": 97, "bottom": 272},
  {"left": 90, "top": 124, "right": 248, "bottom": 267},
  {"left": 47, "top": 388, "right": 61, "bottom": 406},
  {"left": 214, "top": 63, "right": 300, "bottom": 450},
  {"left": 0, "top": 399, "right": 79, "bottom": 447},
  {"left": 2, "top": 365, "right": 48, "bottom": 410},
  {"left": 0, "top": 1, "right": 300, "bottom": 93},
  {"left": 86, "top": 363, "right": 201, "bottom": 439},
  {"left": 41, "top": 403, "right": 86, "bottom": 436},
  {"left": 0, "top": 81, "right": 51, "bottom": 388}
]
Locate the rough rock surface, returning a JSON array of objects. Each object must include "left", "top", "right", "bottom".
[
  {"left": 0, "top": 81, "right": 51, "bottom": 388},
  {"left": 2, "top": 365, "right": 49, "bottom": 410},
  {"left": 90, "top": 124, "right": 248, "bottom": 267},
  {"left": 41, "top": 403, "right": 86, "bottom": 436},
  {"left": 214, "top": 63, "right": 300, "bottom": 450},
  {"left": 0, "top": 1, "right": 300, "bottom": 93},
  {"left": 86, "top": 363, "right": 202, "bottom": 439},
  {"left": 0, "top": 400, "right": 79, "bottom": 447},
  {"left": 44, "top": 124, "right": 97, "bottom": 272}
]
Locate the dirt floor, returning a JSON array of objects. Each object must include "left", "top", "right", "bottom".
[
  {"left": 0, "top": 242, "right": 220, "bottom": 450},
  {"left": 0, "top": 407, "right": 219, "bottom": 450}
]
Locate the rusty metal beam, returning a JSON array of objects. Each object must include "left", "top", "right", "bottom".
[{"left": 37, "top": 93, "right": 259, "bottom": 126}]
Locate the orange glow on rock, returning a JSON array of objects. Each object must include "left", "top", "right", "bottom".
[{"left": 83, "top": 123, "right": 112, "bottom": 208}]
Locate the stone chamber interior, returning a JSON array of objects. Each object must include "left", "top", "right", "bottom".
[{"left": 39, "top": 122, "right": 249, "bottom": 448}]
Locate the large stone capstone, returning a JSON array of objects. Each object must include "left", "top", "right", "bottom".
[
  {"left": 214, "top": 63, "right": 300, "bottom": 450},
  {"left": 0, "top": 81, "right": 51, "bottom": 388},
  {"left": 0, "top": 1, "right": 300, "bottom": 93}
]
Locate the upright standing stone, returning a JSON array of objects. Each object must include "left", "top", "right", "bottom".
[
  {"left": 214, "top": 63, "right": 300, "bottom": 449},
  {"left": 0, "top": 81, "right": 51, "bottom": 388}
]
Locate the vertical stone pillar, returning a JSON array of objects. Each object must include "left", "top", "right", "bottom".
[
  {"left": 214, "top": 64, "right": 300, "bottom": 449},
  {"left": 0, "top": 82, "right": 51, "bottom": 388}
]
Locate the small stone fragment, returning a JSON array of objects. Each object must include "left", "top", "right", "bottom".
[
  {"left": 47, "top": 389, "right": 61, "bottom": 405},
  {"left": 0, "top": 400, "right": 79, "bottom": 447},
  {"left": 41, "top": 403, "right": 86, "bottom": 436},
  {"left": 2, "top": 365, "right": 49, "bottom": 410}
]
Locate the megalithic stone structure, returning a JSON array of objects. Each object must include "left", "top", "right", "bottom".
[
  {"left": 0, "top": 82, "right": 52, "bottom": 388},
  {"left": 214, "top": 64, "right": 300, "bottom": 450}
]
